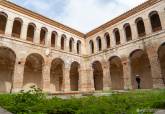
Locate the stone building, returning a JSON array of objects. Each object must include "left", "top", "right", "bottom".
[{"left": 0, "top": 0, "right": 164, "bottom": 94}]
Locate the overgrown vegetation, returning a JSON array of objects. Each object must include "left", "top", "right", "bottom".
[{"left": 0, "top": 87, "right": 165, "bottom": 114}]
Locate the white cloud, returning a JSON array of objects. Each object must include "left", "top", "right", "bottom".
[
  {"left": 58, "top": 0, "right": 147, "bottom": 33},
  {"left": 11, "top": 0, "right": 147, "bottom": 33}
]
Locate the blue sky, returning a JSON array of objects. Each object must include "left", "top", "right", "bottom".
[{"left": 10, "top": 0, "right": 147, "bottom": 33}]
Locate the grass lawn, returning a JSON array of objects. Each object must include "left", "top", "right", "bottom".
[{"left": 0, "top": 87, "right": 165, "bottom": 114}]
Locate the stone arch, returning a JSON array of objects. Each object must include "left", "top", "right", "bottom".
[
  {"left": 40, "top": 27, "right": 47, "bottom": 45},
  {"left": 61, "top": 34, "right": 66, "bottom": 50},
  {"left": 135, "top": 17, "right": 146, "bottom": 37},
  {"left": 0, "top": 12, "right": 8, "bottom": 34},
  {"left": 96, "top": 36, "right": 102, "bottom": 51},
  {"left": 89, "top": 40, "right": 94, "bottom": 54},
  {"left": 123, "top": 23, "right": 132, "bottom": 41},
  {"left": 92, "top": 61, "right": 103, "bottom": 91},
  {"left": 130, "top": 49, "right": 153, "bottom": 89},
  {"left": 27, "top": 23, "right": 36, "bottom": 42},
  {"left": 70, "top": 61, "right": 80, "bottom": 91},
  {"left": 113, "top": 28, "right": 121, "bottom": 45},
  {"left": 23, "top": 53, "right": 44, "bottom": 90},
  {"left": 69, "top": 38, "right": 74, "bottom": 52},
  {"left": 158, "top": 43, "right": 165, "bottom": 85},
  {"left": 51, "top": 31, "right": 57, "bottom": 47},
  {"left": 104, "top": 32, "right": 110, "bottom": 48},
  {"left": 50, "top": 58, "right": 64, "bottom": 92},
  {"left": 149, "top": 11, "right": 162, "bottom": 32},
  {"left": 109, "top": 56, "right": 124, "bottom": 90},
  {"left": 12, "top": 18, "right": 23, "bottom": 38},
  {"left": 0, "top": 46, "right": 16, "bottom": 93}
]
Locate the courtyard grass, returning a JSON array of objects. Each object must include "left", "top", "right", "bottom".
[{"left": 0, "top": 88, "right": 165, "bottom": 114}]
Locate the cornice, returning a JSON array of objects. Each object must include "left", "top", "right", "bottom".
[
  {"left": 0, "top": 0, "right": 85, "bottom": 38},
  {"left": 0, "top": 0, "right": 162, "bottom": 38},
  {"left": 86, "top": 0, "right": 161, "bottom": 37}
]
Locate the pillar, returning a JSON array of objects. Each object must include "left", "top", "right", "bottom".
[
  {"left": 34, "top": 26, "right": 41, "bottom": 44},
  {"left": 20, "top": 21, "right": 28, "bottom": 40},
  {"left": 42, "top": 58, "right": 51, "bottom": 93},
  {"left": 102, "top": 62, "right": 111, "bottom": 91},
  {"left": 12, "top": 57, "right": 25, "bottom": 93},
  {"left": 45, "top": 30, "right": 52, "bottom": 47},
  {"left": 5, "top": 16, "right": 14, "bottom": 37},
  {"left": 130, "top": 22, "right": 138, "bottom": 40},
  {"left": 159, "top": 10, "right": 165, "bottom": 30},
  {"left": 120, "top": 28, "right": 126, "bottom": 44},
  {"left": 63, "top": 65, "right": 70, "bottom": 92},
  {"left": 143, "top": 18, "right": 152, "bottom": 35},
  {"left": 146, "top": 46, "right": 165, "bottom": 88},
  {"left": 122, "top": 58, "right": 132, "bottom": 90}
]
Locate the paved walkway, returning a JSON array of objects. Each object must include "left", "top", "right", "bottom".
[
  {"left": 155, "top": 110, "right": 165, "bottom": 114},
  {"left": 0, "top": 107, "right": 12, "bottom": 114}
]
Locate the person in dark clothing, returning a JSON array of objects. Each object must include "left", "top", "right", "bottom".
[{"left": 136, "top": 75, "right": 141, "bottom": 89}]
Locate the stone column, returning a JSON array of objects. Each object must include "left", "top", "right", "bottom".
[
  {"left": 146, "top": 46, "right": 165, "bottom": 88},
  {"left": 130, "top": 22, "right": 138, "bottom": 40},
  {"left": 57, "top": 33, "right": 62, "bottom": 50},
  {"left": 12, "top": 58, "right": 25, "bottom": 93},
  {"left": 42, "top": 58, "right": 51, "bottom": 93},
  {"left": 120, "top": 28, "right": 126, "bottom": 44},
  {"left": 102, "top": 35, "right": 107, "bottom": 50},
  {"left": 34, "top": 26, "right": 41, "bottom": 44},
  {"left": 143, "top": 18, "right": 152, "bottom": 35},
  {"left": 159, "top": 11, "right": 165, "bottom": 30},
  {"left": 73, "top": 41, "right": 77, "bottom": 54},
  {"left": 65, "top": 38, "right": 69, "bottom": 52},
  {"left": 20, "top": 21, "right": 28, "bottom": 40},
  {"left": 5, "top": 16, "right": 14, "bottom": 37},
  {"left": 45, "top": 30, "right": 52, "bottom": 47},
  {"left": 78, "top": 69, "right": 86, "bottom": 92},
  {"left": 111, "top": 32, "right": 116, "bottom": 47},
  {"left": 63, "top": 66, "right": 70, "bottom": 92},
  {"left": 122, "top": 58, "right": 133, "bottom": 90},
  {"left": 102, "top": 62, "right": 111, "bottom": 91}
]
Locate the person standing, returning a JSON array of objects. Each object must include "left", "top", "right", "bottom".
[{"left": 136, "top": 75, "right": 141, "bottom": 89}]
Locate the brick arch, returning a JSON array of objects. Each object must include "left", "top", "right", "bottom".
[
  {"left": 70, "top": 61, "right": 80, "bottom": 91},
  {"left": 109, "top": 56, "right": 124, "bottom": 90},
  {"left": 129, "top": 49, "right": 153, "bottom": 89},
  {"left": 50, "top": 58, "right": 65, "bottom": 92},
  {"left": 12, "top": 17, "right": 23, "bottom": 38},
  {"left": 92, "top": 61, "right": 103, "bottom": 91},
  {"left": 0, "top": 46, "right": 16, "bottom": 93},
  {"left": 157, "top": 43, "right": 165, "bottom": 85},
  {"left": 0, "top": 12, "right": 8, "bottom": 34},
  {"left": 23, "top": 53, "right": 44, "bottom": 90}
]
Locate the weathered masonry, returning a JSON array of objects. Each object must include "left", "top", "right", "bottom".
[{"left": 0, "top": 0, "right": 165, "bottom": 93}]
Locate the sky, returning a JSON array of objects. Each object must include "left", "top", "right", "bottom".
[{"left": 10, "top": 0, "right": 147, "bottom": 33}]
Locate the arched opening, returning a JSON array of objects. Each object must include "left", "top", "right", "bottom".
[
  {"left": 92, "top": 61, "right": 103, "bottom": 91},
  {"left": 0, "top": 12, "right": 7, "bottom": 34},
  {"left": 89, "top": 40, "right": 94, "bottom": 54},
  {"left": 27, "top": 23, "right": 35, "bottom": 42},
  {"left": 23, "top": 53, "right": 44, "bottom": 90},
  {"left": 109, "top": 56, "right": 124, "bottom": 90},
  {"left": 69, "top": 38, "right": 74, "bottom": 52},
  {"left": 105, "top": 33, "right": 110, "bottom": 48},
  {"left": 51, "top": 31, "right": 57, "bottom": 47},
  {"left": 50, "top": 58, "right": 64, "bottom": 92},
  {"left": 0, "top": 47, "right": 16, "bottom": 93},
  {"left": 124, "top": 23, "right": 132, "bottom": 41},
  {"left": 70, "top": 62, "right": 80, "bottom": 91},
  {"left": 40, "top": 27, "right": 47, "bottom": 45},
  {"left": 149, "top": 11, "right": 162, "bottom": 32},
  {"left": 130, "top": 49, "right": 153, "bottom": 89},
  {"left": 158, "top": 43, "right": 165, "bottom": 85},
  {"left": 113, "top": 28, "right": 121, "bottom": 45},
  {"left": 61, "top": 35, "right": 66, "bottom": 50},
  {"left": 96, "top": 37, "right": 102, "bottom": 51},
  {"left": 77, "top": 40, "right": 81, "bottom": 54},
  {"left": 135, "top": 17, "right": 146, "bottom": 37},
  {"left": 12, "top": 18, "right": 22, "bottom": 38}
]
